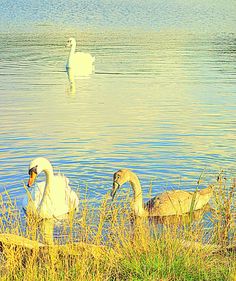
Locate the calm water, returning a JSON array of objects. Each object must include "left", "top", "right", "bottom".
[{"left": 0, "top": 30, "right": 236, "bottom": 216}]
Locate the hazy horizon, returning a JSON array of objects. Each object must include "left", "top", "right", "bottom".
[{"left": 1, "top": 0, "right": 236, "bottom": 32}]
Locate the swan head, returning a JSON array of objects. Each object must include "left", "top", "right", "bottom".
[
  {"left": 111, "top": 169, "right": 131, "bottom": 200},
  {"left": 27, "top": 157, "right": 52, "bottom": 187},
  {"left": 66, "top": 37, "right": 76, "bottom": 48}
]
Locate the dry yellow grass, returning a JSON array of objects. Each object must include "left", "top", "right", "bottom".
[{"left": 0, "top": 174, "right": 235, "bottom": 281}]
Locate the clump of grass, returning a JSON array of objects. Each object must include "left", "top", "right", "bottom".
[
  {"left": 211, "top": 172, "right": 235, "bottom": 246},
  {"left": 0, "top": 175, "right": 235, "bottom": 281}
]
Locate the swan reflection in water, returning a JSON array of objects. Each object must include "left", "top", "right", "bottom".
[
  {"left": 66, "top": 68, "right": 94, "bottom": 95},
  {"left": 66, "top": 68, "right": 76, "bottom": 94}
]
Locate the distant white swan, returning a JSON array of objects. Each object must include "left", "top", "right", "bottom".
[
  {"left": 22, "top": 157, "right": 79, "bottom": 219},
  {"left": 66, "top": 37, "right": 95, "bottom": 76}
]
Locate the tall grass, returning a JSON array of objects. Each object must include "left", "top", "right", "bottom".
[{"left": 0, "top": 176, "right": 235, "bottom": 281}]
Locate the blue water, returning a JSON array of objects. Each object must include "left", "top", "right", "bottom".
[{"left": 0, "top": 2, "right": 235, "bottom": 219}]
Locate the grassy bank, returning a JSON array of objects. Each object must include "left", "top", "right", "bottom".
[{"left": 0, "top": 176, "right": 235, "bottom": 281}]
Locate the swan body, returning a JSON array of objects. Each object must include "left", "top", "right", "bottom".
[
  {"left": 111, "top": 169, "right": 213, "bottom": 217},
  {"left": 66, "top": 37, "right": 95, "bottom": 77},
  {"left": 22, "top": 157, "right": 79, "bottom": 219}
]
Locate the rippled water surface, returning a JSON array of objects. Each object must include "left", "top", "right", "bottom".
[{"left": 0, "top": 30, "right": 236, "bottom": 214}]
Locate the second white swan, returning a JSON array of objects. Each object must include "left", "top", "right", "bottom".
[
  {"left": 66, "top": 37, "right": 95, "bottom": 77},
  {"left": 22, "top": 157, "right": 79, "bottom": 219}
]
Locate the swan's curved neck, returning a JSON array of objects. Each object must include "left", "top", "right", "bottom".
[
  {"left": 67, "top": 43, "right": 76, "bottom": 67},
  {"left": 38, "top": 166, "right": 54, "bottom": 216},
  {"left": 44, "top": 168, "right": 54, "bottom": 191},
  {"left": 129, "top": 172, "right": 146, "bottom": 216},
  {"left": 70, "top": 43, "right": 76, "bottom": 55}
]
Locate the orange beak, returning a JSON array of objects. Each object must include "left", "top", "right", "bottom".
[{"left": 27, "top": 171, "right": 37, "bottom": 187}]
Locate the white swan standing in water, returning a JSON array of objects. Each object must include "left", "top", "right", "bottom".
[
  {"left": 66, "top": 37, "right": 95, "bottom": 77},
  {"left": 22, "top": 157, "right": 79, "bottom": 220}
]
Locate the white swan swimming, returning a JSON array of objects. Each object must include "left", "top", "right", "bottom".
[
  {"left": 66, "top": 37, "right": 95, "bottom": 77},
  {"left": 22, "top": 157, "right": 79, "bottom": 220}
]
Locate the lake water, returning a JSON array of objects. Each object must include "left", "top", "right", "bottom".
[{"left": 0, "top": 29, "right": 236, "bottom": 217}]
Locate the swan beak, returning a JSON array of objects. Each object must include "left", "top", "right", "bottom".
[
  {"left": 27, "top": 171, "right": 37, "bottom": 187},
  {"left": 111, "top": 182, "right": 120, "bottom": 201}
]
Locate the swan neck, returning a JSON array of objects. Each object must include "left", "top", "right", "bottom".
[
  {"left": 44, "top": 168, "right": 53, "bottom": 190},
  {"left": 39, "top": 167, "right": 53, "bottom": 206},
  {"left": 70, "top": 43, "right": 76, "bottom": 55},
  {"left": 129, "top": 173, "right": 145, "bottom": 216},
  {"left": 67, "top": 44, "right": 76, "bottom": 67}
]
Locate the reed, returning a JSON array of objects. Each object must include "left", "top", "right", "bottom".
[{"left": 0, "top": 176, "right": 235, "bottom": 281}]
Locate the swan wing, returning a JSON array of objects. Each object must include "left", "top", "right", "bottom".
[
  {"left": 146, "top": 187, "right": 213, "bottom": 216},
  {"left": 145, "top": 190, "right": 192, "bottom": 216},
  {"left": 56, "top": 173, "right": 79, "bottom": 210},
  {"left": 157, "top": 190, "right": 194, "bottom": 216},
  {"left": 67, "top": 52, "right": 95, "bottom": 76},
  {"left": 43, "top": 174, "right": 79, "bottom": 218},
  {"left": 74, "top": 52, "right": 94, "bottom": 63}
]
